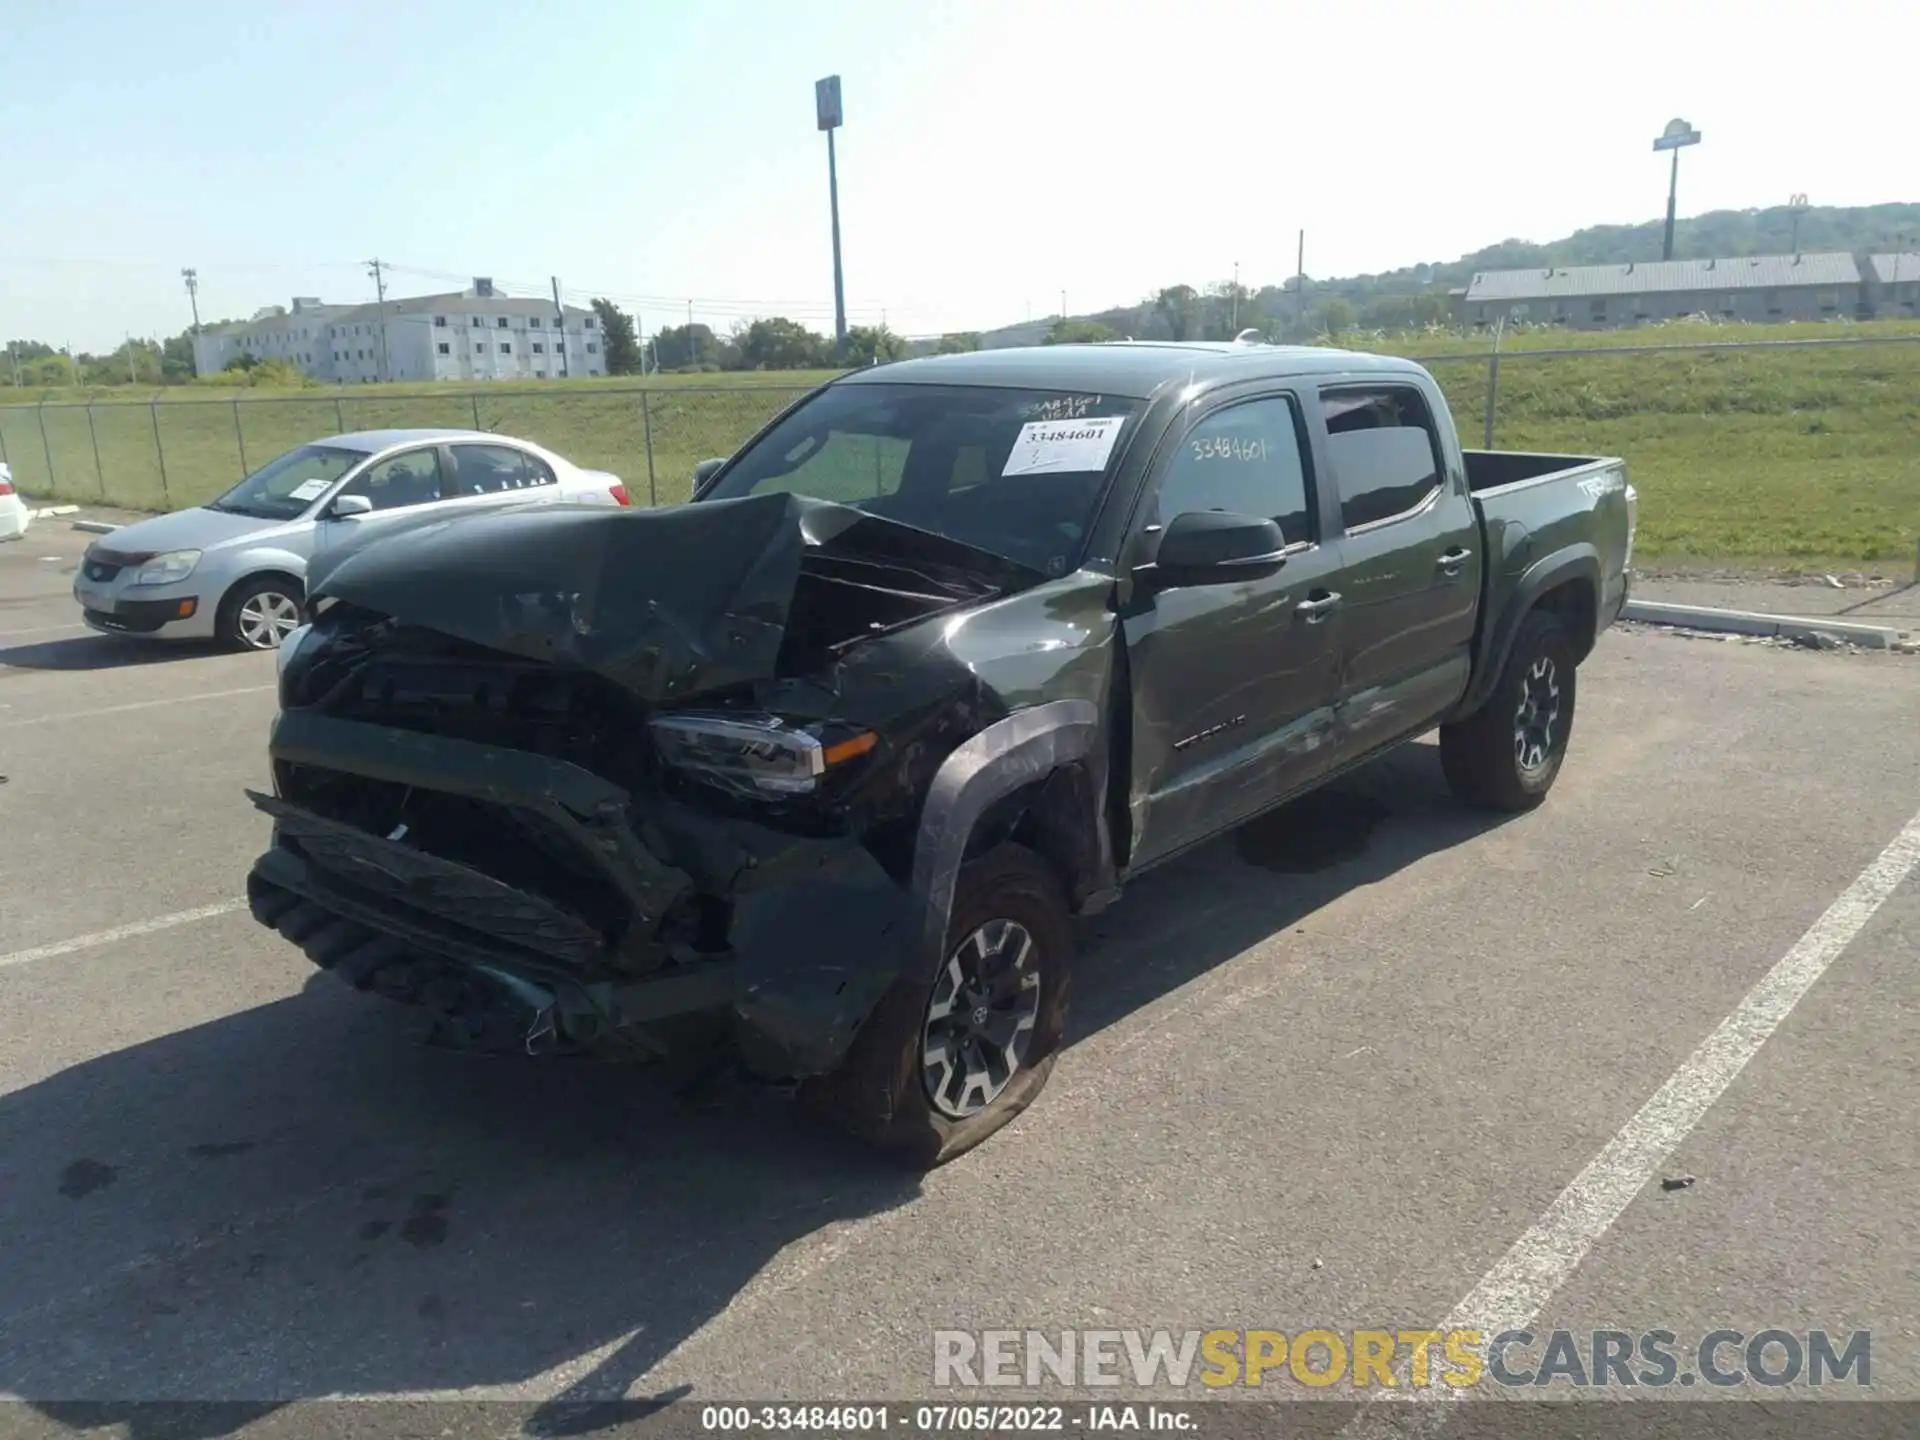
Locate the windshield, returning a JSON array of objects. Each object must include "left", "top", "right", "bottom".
[
  {"left": 702, "top": 383, "right": 1145, "bottom": 574},
  {"left": 208, "top": 443, "right": 366, "bottom": 521}
]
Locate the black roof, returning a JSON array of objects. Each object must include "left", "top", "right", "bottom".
[{"left": 837, "top": 342, "right": 1426, "bottom": 399}]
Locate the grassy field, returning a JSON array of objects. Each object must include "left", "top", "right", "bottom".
[{"left": 4, "top": 322, "right": 1917, "bottom": 572}]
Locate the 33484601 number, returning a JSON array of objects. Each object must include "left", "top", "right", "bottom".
[
  {"left": 701, "top": 1405, "right": 891, "bottom": 1431},
  {"left": 1188, "top": 436, "right": 1269, "bottom": 463}
]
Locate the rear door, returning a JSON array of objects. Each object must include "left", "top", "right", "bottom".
[
  {"left": 440, "top": 442, "right": 565, "bottom": 515},
  {"left": 1121, "top": 390, "right": 1347, "bottom": 870},
  {"left": 1310, "top": 381, "right": 1481, "bottom": 760}
]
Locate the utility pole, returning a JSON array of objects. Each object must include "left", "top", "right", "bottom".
[
  {"left": 551, "top": 276, "right": 570, "bottom": 379},
  {"left": 126, "top": 332, "right": 138, "bottom": 385},
  {"left": 1296, "top": 230, "right": 1307, "bottom": 330},
  {"left": 1231, "top": 261, "right": 1240, "bottom": 331},
  {"left": 1060, "top": 289, "right": 1067, "bottom": 320},
  {"left": 365, "top": 258, "right": 390, "bottom": 382},
  {"left": 1787, "top": 194, "right": 1810, "bottom": 255},
  {"left": 181, "top": 268, "right": 202, "bottom": 333}
]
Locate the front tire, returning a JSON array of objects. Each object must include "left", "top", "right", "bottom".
[
  {"left": 220, "top": 575, "right": 305, "bottom": 651},
  {"left": 1440, "top": 610, "right": 1577, "bottom": 811},
  {"left": 800, "top": 843, "right": 1073, "bottom": 1169}
]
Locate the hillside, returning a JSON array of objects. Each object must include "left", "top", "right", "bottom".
[{"left": 980, "top": 201, "right": 1920, "bottom": 347}]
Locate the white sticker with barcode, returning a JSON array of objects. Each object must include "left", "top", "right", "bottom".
[
  {"left": 1001, "top": 416, "right": 1126, "bottom": 477},
  {"left": 287, "top": 478, "right": 332, "bottom": 501}
]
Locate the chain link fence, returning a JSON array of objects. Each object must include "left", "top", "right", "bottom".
[
  {"left": 2, "top": 334, "right": 1917, "bottom": 566},
  {"left": 0, "top": 384, "right": 813, "bottom": 512}
]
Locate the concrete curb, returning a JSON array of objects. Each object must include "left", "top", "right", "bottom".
[
  {"left": 30, "top": 504, "right": 80, "bottom": 519},
  {"left": 1622, "top": 599, "right": 1903, "bottom": 650},
  {"left": 71, "top": 520, "right": 120, "bottom": 535}
]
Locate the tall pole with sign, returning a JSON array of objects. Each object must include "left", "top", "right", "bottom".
[
  {"left": 1652, "top": 118, "right": 1702, "bottom": 262},
  {"left": 816, "top": 75, "right": 848, "bottom": 359}
]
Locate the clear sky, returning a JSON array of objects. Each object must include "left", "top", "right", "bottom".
[{"left": 3, "top": 0, "right": 1909, "bottom": 353}]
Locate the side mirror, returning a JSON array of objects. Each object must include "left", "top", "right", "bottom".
[
  {"left": 1147, "top": 511, "right": 1287, "bottom": 585},
  {"left": 692, "top": 457, "right": 727, "bottom": 488},
  {"left": 328, "top": 493, "right": 373, "bottom": 519}
]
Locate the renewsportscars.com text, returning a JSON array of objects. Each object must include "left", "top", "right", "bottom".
[{"left": 932, "top": 1328, "right": 1871, "bottom": 1389}]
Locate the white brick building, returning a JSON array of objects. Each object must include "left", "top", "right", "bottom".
[{"left": 192, "top": 279, "right": 607, "bottom": 383}]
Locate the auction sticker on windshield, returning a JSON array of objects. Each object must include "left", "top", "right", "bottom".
[
  {"left": 288, "top": 478, "right": 333, "bottom": 502},
  {"left": 1002, "top": 417, "right": 1126, "bottom": 477}
]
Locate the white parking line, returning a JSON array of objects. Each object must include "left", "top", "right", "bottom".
[
  {"left": 1343, "top": 802, "right": 1920, "bottom": 1436},
  {"left": 0, "top": 900, "right": 247, "bottom": 972},
  {"left": 0, "top": 622, "right": 88, "bottom": 638},
  {"left": 0, "top": 684, "right": 275, "bottom": 727}
]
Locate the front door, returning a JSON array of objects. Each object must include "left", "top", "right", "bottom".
[
  {"left": 312, "top": 445, "right": 450, "bottom": 553},
  {"left": 1121, "top": 392, "right": 1346, "bottom": 870}
]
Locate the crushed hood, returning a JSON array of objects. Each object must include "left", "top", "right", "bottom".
[{"left": 306, "top": 492, "right": 1044, "bottom": 704}]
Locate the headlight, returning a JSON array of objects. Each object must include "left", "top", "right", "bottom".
[
  {"left": 275, "top": 622, "right": 316, "bottom": 677},
  {"left": 648, "top": 711, "right": 877, "bottom": 797},
  {"left": 133, "top": 549, "right": 202, "bottom": 585}
]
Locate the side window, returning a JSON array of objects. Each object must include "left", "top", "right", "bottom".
[
  {"left": 1152, "top": 396, "right": 1314, "bottom": 546},
  {"left": 340, "top": 448, "right": 445, "bottom": 511},
  {"left": 449, "top": 443, "right": 542, "bottom": 495},
  {"left": 520, "top": 451, "right": 557, "bottom": 487},
  {"left": 1319, "top": 386, "right": 1443, "bottom": 530}
]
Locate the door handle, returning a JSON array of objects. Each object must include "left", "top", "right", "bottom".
[
  {"left": 1438, "top": 546, "right": 1474, "bottom": 574},
  {"left": 1296, "top": 591, "right": 1342, "bottom": 622}
]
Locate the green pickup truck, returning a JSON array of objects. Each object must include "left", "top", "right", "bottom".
[{"left": 248, "top": 341, "right": 1636, "bottom": 1166}]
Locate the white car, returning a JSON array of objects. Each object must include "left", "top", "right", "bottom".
[
  {"left": 72, "top": 429, "right": 631, "bottom": 649},
  {"left": 0, "top": 462, "right": 28, "bottom": 541}
]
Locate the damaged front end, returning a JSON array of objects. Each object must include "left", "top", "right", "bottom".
[{"left": 248, "top": 492, "right": 1048, "bottom": 1075}]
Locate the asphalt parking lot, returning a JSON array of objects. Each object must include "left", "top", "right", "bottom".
[{"left": 2, "top": 518, "right": 1916, "bottom": 1434}]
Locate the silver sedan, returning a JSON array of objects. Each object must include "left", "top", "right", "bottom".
[{"left": 72, "top": 428, "right": 632, "bottom": 649}]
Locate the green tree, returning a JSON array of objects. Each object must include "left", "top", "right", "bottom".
[
  {"left": 937, "top": 332, "right": 982, "bottom": 354},
  {"left": 729, "top": 316, "right": 831, "bottom": 370},
  {"left": 591, "top": 298, "right": 643, "bottom": 375},
  {"left": 1315, "top": 297, "right": 1357, "bottom": 335},
  {"left": 161, "top": 331, "right": 196, "bottom": 383},
  {"left": 843, "top": 324, "right": 908, "bottom": 366},
  {"left": 653, "top": 321, "right": 720, "bottom": 370},
  {"left": 1152, "top": 285, "right": 1201, "bottom": 340},
  {"left": 1043, "top": 318, "right": 1119, "bottom": 345}
]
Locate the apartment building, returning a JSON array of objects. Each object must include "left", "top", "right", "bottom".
[{"left": 192, "top": 279, "right": 605, "bottom": 382}]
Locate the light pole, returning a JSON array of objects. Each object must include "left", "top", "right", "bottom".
[
  {"left": 1788, "top": 193, "right": 1810, "bottom": 255},
  {"left": 816, "top": 76, "right": 848, "bottom": 358},
  {"left": 1652, "top": 118, "right": 1702, "bottom": 262}
]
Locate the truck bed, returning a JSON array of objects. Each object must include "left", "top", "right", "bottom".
[
  {"left": 1449, "top": 445, "right": 1636, "bottom": 721},
  {"left": 1463, "top": 448, "right": 1619, "bottom": 494}
]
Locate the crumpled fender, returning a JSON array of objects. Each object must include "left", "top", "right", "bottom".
[
  {"left": 728, "top": 838, "right": 909, "bottom": 1078},
  {"left": 724, "top": 698, "right": 1103, "bottom": 1079}
]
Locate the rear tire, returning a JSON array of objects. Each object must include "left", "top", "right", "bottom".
[
  {"left": 220, "top": 575, "right": 305, "bottom": 651},
  {"left": 1440, "top": 610, "right": 1577, "bottom": 812},
  {"left": 799, "top": 843, "right": 1073, "bottom": 1169}
]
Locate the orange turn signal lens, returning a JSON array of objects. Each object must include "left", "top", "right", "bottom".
[
  {"left": 176, "top": 598, "right": 198, "bottom": 618},
  {"left": 821, "top": 731, "right": 878, "bottom": 767}
]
